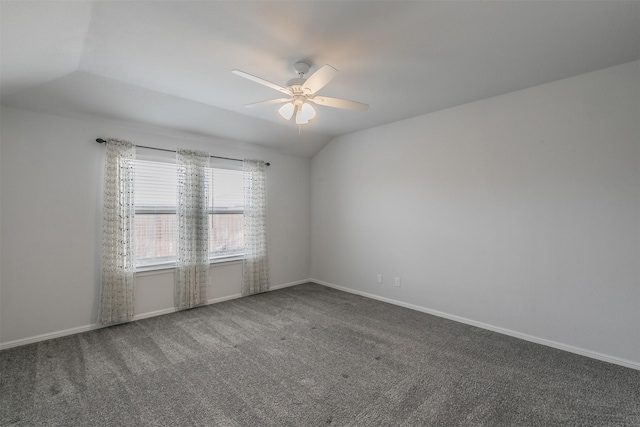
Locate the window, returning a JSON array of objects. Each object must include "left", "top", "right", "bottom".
[{"left": 134, "top": 156, "right": 244, "bottom": 268}]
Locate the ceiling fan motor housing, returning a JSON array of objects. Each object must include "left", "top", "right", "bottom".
[
  {"left": 286, "top": 78, "right": 307, "bottom": 92},
  {"left": 289, "top": 62, "right": 311, "bottom": 93}
]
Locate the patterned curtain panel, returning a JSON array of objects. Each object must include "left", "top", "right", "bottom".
[
  {"left": 175, "top": 149, "right": 210, "bottom": 310},
  {"left": 242, "top": 159, "right": 269, "bottom": 295},
  {"left": 99, "top": 139, "right": 136, "bottom": 324}
]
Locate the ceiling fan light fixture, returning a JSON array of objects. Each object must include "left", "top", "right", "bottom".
[
  {"left": 295, "top": 102, "right": 316, "bottom": 125},
  {"left": 278, "top": 102, "right": 295, "bottom": 120},
  {"left": 234, "top": 61, "right": 368, "bottom": 126}
]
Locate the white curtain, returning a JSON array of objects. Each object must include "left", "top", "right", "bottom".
[
  {"left": 242, "top": 159, "right": 269, "bottom": 295},
  {"left": 100, "top": 138, "right": 136, "bottom": 324},
  {"left": 175, "top": 149, "right": 210, "bottom": 310}
]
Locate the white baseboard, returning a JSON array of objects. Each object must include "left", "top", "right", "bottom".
[
  {"left": 207, "top": 293, "right": 243, "bottom": 305},
  {"left": 132, "top": 307, "right": 177, "bottom": 321},
  {"left": 310, "top": 278, "right": 640, "bottom": 371},
  {"left": 270, "top": 279, "right": 310, "bottom": 290},
  {"left": 0, "top": 324, "right": 105, "bottom": 351},
  {"left": 0, "top": 279, "right": 310, "bottom": 351}
]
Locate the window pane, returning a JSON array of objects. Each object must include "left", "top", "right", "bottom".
[
  {"left": 210, "top": 214, "right": 244, "bottom": 256},
  {"left": 135, "top": 214, "right": 178, "bottom": 266},
  {"left": 135, "top": 160, "right": 178, "bottom": 210},
  {"left": 213, "top": 169, "right": 244, "bottom": 211}
]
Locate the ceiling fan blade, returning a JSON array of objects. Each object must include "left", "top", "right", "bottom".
[
  {"left": 301, "top": 65, "right": 338, "bottom": 94},
  {"left": 310, "top": 96, "right": 369, "bottom": 111},
  {"left": 232, "top": 70, "right": 291, "bottom": 95},
  {"left": 244, "top": 98, "right": 291, "bottom": 108}
]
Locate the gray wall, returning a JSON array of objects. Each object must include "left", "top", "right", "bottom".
[
  {"left": 310, "top": 61, "right": 640, "bottom": 366},
  {"left": 0, "top": 107, "right": 311, "bottom": 344}
]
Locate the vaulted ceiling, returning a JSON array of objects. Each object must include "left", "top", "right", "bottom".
[{"left": 2, "top": 1, "right": 638, "bottom": 157}]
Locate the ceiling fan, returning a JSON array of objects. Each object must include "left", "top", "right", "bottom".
[{"left": 232, "top": 61, "right": 368, "bottom": 125}]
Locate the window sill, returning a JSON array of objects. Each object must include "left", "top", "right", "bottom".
[{"left": 135, "top": 256, "right": 244, "bottom": 276}]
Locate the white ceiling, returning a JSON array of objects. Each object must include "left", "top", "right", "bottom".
[{"left": 1, "top": 1, "right": 638, "bottom": 158}]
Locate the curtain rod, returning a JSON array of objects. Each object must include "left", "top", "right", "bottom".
[{"left": 95, "top": 138, "right": 270, "bottom": 166}]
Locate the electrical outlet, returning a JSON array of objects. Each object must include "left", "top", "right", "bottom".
[
  {"left": 377, "top": 274, "right": 383, "bottom": 283},
  {"left": 394, "top": 277, "right": 401, "bottom": 287}
]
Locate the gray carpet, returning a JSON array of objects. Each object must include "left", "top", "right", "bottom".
[{"left": 1, "top": 283, "right": 639, "bottom": 426}]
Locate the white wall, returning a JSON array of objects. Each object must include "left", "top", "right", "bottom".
[
  {"left": 0, "top": 107, "right": 311, "bottom": 345},
  {"left": 311, "top": 61, "right": 640, "bottom": 366}
]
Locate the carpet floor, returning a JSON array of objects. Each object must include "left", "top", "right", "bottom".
[{"left": 1, "top": 283, "right": 639, "bottom": 426}]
